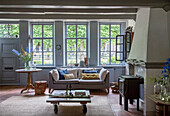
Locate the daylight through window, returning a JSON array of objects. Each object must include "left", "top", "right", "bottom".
[
  {"left": 65, "top": 23, "right": 88, "bottom": 66},
  {"left": 99, "top": 23, "right": 121, "bottom": 65},
  {"left": 32, "top": 23, "right": 54, "bottom": 66},
  {"left": 0, "top": 24, "right": 19, "bottom": 38}
]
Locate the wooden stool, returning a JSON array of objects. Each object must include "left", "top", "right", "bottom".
[
  {"left": 111, "top": 82, "right": 119, "bottom": 93},
  {"left": 35, "top": 81, "right": 47, "bottom": 95}
]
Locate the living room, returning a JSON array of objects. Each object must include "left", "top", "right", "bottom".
[{"left": 0, "top": 0, "right": 170, "bottom": 116}]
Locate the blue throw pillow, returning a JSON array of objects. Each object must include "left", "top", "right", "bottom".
[
  {"left": 83, "top": 70, "right": 98, "bottom": 73},
  {"left": 58, "top": 69, "right": 68, "bottom": 80}
]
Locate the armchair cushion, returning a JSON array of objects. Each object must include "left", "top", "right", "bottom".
[
  {"left": 64, "top": 73, "right": 75, "bottom": 80},
  {"left": 52, "top": 69, "right": 59, "bottom": 81},
  {"left": 53, "top": 79, "right": 79, "bottom": 84},
  {"left": 82, "top": 73, "right": 99, "bottom": 80},
  {"left": 79, "top": 79, "right": 104, "bottom": 84},
  {"left": 58, "top": 69, "right": 69, "bottom": 80},
  {"left": 99, "top": 68, "right": 107, "bottom": 81}
]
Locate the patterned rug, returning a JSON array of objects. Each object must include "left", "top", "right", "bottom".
[{"left": 0, "top": 95, "right": 114, "bottom": 116}]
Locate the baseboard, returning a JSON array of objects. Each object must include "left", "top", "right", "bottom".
[
  {"left": 145, "top": 111, "right": 155, "bottom": 116},
  {"left": 0, "top": 83, "right": 20, "bottom": 86}
]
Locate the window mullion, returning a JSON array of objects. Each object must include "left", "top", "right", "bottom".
[
  {"left": 109, "top": 24, "right": 111, "bottom": 65},
  {"left": 42, "top": 24, "right": 44, "bottom": 65},
  {"left": 8, "top": 24, "right": 10, "bottom": 38},
  {"left": 76, "top": 24, "right": 78, "bottom": 63}
]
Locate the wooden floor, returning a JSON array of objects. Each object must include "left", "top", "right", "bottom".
[{"left": 0, "top": 85, "right": 143, "bottom": 116}]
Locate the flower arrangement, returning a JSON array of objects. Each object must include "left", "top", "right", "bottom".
[
  {"left": 12, "top": 44, "right": 34, "bottom": 70},
  {"left": 160, "top": 58, "right": 170, "bottom": 85},
  {"left": 12, "top": 41, "right": 40, "bottom": 70}
]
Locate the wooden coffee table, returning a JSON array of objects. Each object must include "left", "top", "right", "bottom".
[{"left": 46, "top": 90, "right": 91, "bottom": 114}]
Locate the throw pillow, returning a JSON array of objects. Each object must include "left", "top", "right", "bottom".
[
  {"left": 99, "top": 68, "right": 107, "bottom": 81},
  {"left": 52, "top": 69, "right": 59, "bottom": 81},
  {"left": 83, "top": 70, "right": 98, "bottom": 73},
  {"left": 82, "top": 73, "right": 99, "bottom": 80},
  {"left": 58, "top": 69, "right": 69, "bottom": 80},
  {"left": 64, "top": 73, "right": 75, "bottom": 80},
  {"left": 68, "top": 69, "right": 78, "bottom": 78}
]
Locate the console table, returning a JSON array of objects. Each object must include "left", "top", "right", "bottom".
[
  {"left": 15, "top": 69, "right": 42, "bottom": 93},
  {"left": 148, "top": 95, "right": 170, "bottom": 116}
]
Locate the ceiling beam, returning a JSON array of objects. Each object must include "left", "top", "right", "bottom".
[
  {"left": 0, "top": 14, "right": 136, "bottom": 20},
  {"left": 0, "top": 0, "right": 169, "bottom": 8},
  {"left": 0, "top": 8, "right": 137, "bottom": 13}
]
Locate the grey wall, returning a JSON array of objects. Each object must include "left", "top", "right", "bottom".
[
  {"left": 168, "top": 11, "right": 170, "bottom": 52},
  {"left": 0, "top": 20, "right": 127, "bottom": 85},
  {"left": 89, "top": 21, "right": 98, "bottom": 66},
  {"left": 55, "top": 21, "right": 64, "bottom": 66}
]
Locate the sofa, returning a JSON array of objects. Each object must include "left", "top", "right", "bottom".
[{"left": 48, "top": 68, "right": 110, "bottom": 93}]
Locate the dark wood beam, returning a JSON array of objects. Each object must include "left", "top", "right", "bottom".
[
  {"left": 0, "top": 0, "right": 169, "bottom": 8},
  {"left": 0, "top": 14, "right": 136, "bottom": 20},
  {"left": 0, "top": 8, "right": 137, "bottom": 13}
]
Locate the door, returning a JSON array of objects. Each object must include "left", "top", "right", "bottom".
[{"left": 0, "top": 39, "right": 20, "bottom": 84}]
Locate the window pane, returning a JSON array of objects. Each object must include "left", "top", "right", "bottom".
[
  {"left": 117, "top": 44, "right": 123, "bottom": 52},
  {"left": 33, "top": 39, "right": 42, "bottom": 65},
  {"left": 9, "top": 24, "right": 19, "bottom": 38},
  {"left": 77, "top": 52, "right": 86, "bottom": 64},
  {"left": 111, "top": 39, "right": 116, "bottom": 51},
  {"left": 100, "top": 25, "right": 109, "bottom": 38},
  {"left": 116, "top": 52, "right": 124, "bottom": 61},
  {"left": 77, "top": 39, "right": 86, "bottom": 51},
  {"left": 101, "top": 39, "right": 110, "bottom": 51},
  {"left": 77, "top": 25, "right": 86, "bottom": 38},
  {"left": 33, "top": 25, "right": 42, "bottom": 38},
  {"left": 67, "top": 25, "right": 76, "bottom": 38},
  {"left": 43, "top": 39, "right": 53, "bottom": 65},
  {"left": 67, "top": 52, "right": 76, "bottom": 64},
  {"left": 44, "top": 25, "right": 53, "bottom": 37},
  {"left": 111, "top": 52, "right": 120, "bottom": 64},
  {"left": 111, "top": 25, "right": 120, "bottom": 38},
  {"left": 67, "top": 39, "right": 76, "bottom": 51},
  {"left": 101, "top": 52, "right": 109, "bottom": 65},
  {"left": 0, "top": 24, "right": 8, "bottom": 38},
  {"left": 43, "top": 39, "right": 53, "bottom": 51},
  {"left": 116, "top": 36, "right": 123, "bottom": 44},
  {"left": 44, "top": 52, "right": 53, "bottom": 65}
]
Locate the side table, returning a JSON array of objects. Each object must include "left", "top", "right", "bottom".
[
  {"left": 148, "top": 95, "right": 170, "bottom": 116},
  {"left": 35, "top": 81, "right": 47, "bottom": 95},
  {"left": 15, "top": 69, "right": 42, "bottom": 93}
]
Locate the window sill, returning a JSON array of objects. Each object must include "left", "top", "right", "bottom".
[
  {"left": 98, "top": 65, "right": 126, "bottom": 68},
  {"left": 36, "top": 66, "right": 56, "bottom": 69}
]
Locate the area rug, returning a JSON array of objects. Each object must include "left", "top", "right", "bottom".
[{"left": 0, "top": 95, "right": 114, "bottom": 116}]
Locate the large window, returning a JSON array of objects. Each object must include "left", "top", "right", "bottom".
[
  {"left": 0, "top": 24, "right": 19, "bottom": 38},
  {"left": 99, "top": 23, "right": 121, "bottom": 65},
  {"left": 31, "top": 23, "right": 54, "bottom": 66},
  {"left": 65, "top": 23, "right": 88, "bottom": 66}
]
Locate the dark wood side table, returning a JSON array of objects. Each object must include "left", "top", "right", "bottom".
[
  {"left": 118, "top": 75, "right": 144, "bottom": 111},
  {"left": 148, "top": 95, "right": 170, "bottom": 116},
  {"left": 15, "top": 69, "right": 42, "bottom": 93}
]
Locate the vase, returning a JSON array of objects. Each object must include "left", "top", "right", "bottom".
[
  {"left": 160, "top": 85, "right": 168, "bottom": 101},
  {"left": 25, "top": 61, "right": 31, "bottom": 70},
  {"left": 154, "top": 83, "right": 161, "bottom": 95}
]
